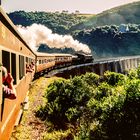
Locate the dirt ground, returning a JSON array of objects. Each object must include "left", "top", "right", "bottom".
[{"left": 10, "top": 77, "right": 59, "bottom": 140}]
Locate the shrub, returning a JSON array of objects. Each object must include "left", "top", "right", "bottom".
[
  {"left": 137, "top": 65, "right": 140, "bottom": 79},
  {"left": 89, "top": 79, "right": 140, "bottom": 140},
  {"left": 128, "top": 69, "right": 137, "bottom": 79},
  {"left": 36, "top": 71, "right": 140, "bottom": 139},
  {"left": 94, "top": 82, "right": 113, "bottom": 100},
  {"left": 81, "top": 72, "right": 100, "bottom": 86},
  {"left": 36, "top": 76, "right": 93, "bottom": 128},
  {"left": 42, "top": 129, "right": 73, "bottom": 140},
  {"left": 103, "top": 71, "right": 126, "bottom": 86}
]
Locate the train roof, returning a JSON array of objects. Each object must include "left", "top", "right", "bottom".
[
  {"left": 35, "top": 52, "right": 55, "bottom": 57},
  {"left": 52, "top": 53, "right": 73, "bottom": 57},
  {"left": 36, "top": 52, "right": 73, "bottom": 57},
  {"left": 75, "top": 53, "right": 92, "bottom": 57},
  {"left": 0, "top": 6, "right": 36, "bottom": 56}
]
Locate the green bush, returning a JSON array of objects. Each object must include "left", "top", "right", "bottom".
[
  {"left": 136, "top": 65, "right": 140, "bottom": 79},
  {"left": 81, "top": 72, "right": 100, "bottom": 86},
  {"left": 103, "top": 71, "right": 126, "bottom": 86},
  {"left": 94, "top": 82, "right": 112, "bottom": 100},
  {"left": 42, "top": 129, "right": 73, "bottom": 140},
  {"left": 36, "top": 71, "right": 140, "bottom": 139},
  {"left": 91, "top": 79, "right": 140, "bottom": 140},
  {"left": 36, "top": 76, "right": 93, "bottom": 128},
  {"left": 128, "top": 69, "right": 138, "bottom": 79}
]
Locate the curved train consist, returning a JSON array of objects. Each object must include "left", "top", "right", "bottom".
[
  {"left": 1, "top": 6, "right": 140, "bottom": 140},
  {"left": 0, "top": 6, "right": 93, "bottom": 139}
]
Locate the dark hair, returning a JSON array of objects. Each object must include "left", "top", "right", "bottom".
[{"left": 2, "top": 66, "right": 7, "bottom": 78}]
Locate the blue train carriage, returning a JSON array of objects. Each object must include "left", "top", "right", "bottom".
[{"left": 0, "top": 6, "right": 36, "bottom": 139}]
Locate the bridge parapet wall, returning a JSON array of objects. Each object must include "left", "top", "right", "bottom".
[{"left": 51, "top": 56, "right": 140, "bottom": 78}]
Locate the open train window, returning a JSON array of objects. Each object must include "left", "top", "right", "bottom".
[
  {"left": 0, "top": 51, "right": 2, "bottom": 120},
  {"left": 2, "top": 50, "right": 10, "bottom": 73},
  {"left": 11, "top": 53, "right": 17, "bottom": 84},
  {"left": 26, "top": 57, "right": 28, "bottom": 63},
  {"left": 19, "top": 55, "right": 25, "bottom": 80},
  {"left": 39, "top": 60, "right": 41, "bottom": 64},
  {"left": 28, "top": 58, "right": 30, "bottom": 64}
]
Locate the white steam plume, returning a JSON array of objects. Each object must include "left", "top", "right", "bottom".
[{"left": 17, "top": 24, "right": 91, "bottom": 54}]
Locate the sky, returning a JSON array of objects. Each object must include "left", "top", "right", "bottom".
[{"left": 1, "top": 0, "right": 140, "bottom": 14}]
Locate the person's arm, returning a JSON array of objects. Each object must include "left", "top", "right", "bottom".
[
  {"left": 2, "top": 84, "right": 16, "bottom": 99},
  {"left": 26, "top": 66, "right": 33, "bottom": 72}
]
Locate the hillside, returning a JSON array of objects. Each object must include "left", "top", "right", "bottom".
[
  {"left": 8, "top": 11, "right": 88, "bottom": 34},
  {"left": 8, "top": 1, "right": 140, "bottom": 58},
  {"left": 71, "top": 1, "right": 140, "bottom": 31},
  {"left": 73, "top": 24, "right": 140, "bottom": 58}
]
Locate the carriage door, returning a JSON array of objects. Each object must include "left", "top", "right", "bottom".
[{"left": 0, "top": 49, "right": 2, "bottom": 121}]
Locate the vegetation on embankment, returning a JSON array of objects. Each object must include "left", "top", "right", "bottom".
[{"left": 36, "top": 68, "right": 140, "bottom": 140}]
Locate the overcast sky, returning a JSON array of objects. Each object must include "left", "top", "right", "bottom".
[{"left": 2, "top": 0, "right": 140, "bottom": 14}]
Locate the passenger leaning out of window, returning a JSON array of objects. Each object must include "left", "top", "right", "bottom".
[
  {"left": 26, "top": 62, "right": 33, "bottom": 73},
  {"left": 2, "top": 66, "right": 17, "bottom": 99},
  {"left": 30, "top": 61, "right": 35, "bottom": 71}
]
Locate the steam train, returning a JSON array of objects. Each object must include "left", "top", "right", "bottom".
[
  {"left": 0, "top": 6, "right": 93, "bottom": 139},
  {"left": 35, "top": 52, "right": 93, "bottom": 77}
]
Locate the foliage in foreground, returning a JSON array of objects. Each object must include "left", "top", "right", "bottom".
[{"left": 36, "top": 69, "right": 140, "bottom": 140}]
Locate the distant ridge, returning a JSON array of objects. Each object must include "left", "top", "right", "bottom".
[
  {"left": 71, "top": 1, "right": 140, "bottom": 30},
  {"left": 7, "top": 1, "right": 140, "bottom": 58},
  {"left": 8, "top": 1, "right": 140, "bottom": 33},
  {"left": 8, "top": 11, "right": 88, "bottom": 34}
]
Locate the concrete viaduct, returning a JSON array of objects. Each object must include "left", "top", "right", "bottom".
[{"left": 48, "top": 56, "right": 140, "bottom": 78}]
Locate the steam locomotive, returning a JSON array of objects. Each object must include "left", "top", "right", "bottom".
[{"left": 0, "top": 6, "right": 93, "bottom": 139}]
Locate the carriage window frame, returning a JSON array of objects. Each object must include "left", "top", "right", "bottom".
[
  {"left": 26, "top": 57, "right": 28, "bottom": 63},
  {"left": 19, "top": 55, "right": 25, "bottom": 80},
  {"left": 39, "top": 60, "right": 41, "bottom": 64},
  {"left": 0, "top": 50, "right": 2, "bottom": 120},
  {"left": 2, "top": 50, "right": 10, "bottom": 73},
  {"left": 11, "top": 53, "right": 17, "bottom": 85}
]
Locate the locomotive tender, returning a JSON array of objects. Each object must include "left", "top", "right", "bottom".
[{"left": 0, "top": 6, "right": 93, "bottom": 139}]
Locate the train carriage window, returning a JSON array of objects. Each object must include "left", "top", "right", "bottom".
[
  {"left": 45, "top": 59, "right": 47, "bottom": 63},
  {"left": 11, "top": 53, "right": 17, "bottom": 84},
  {"left": 2, "top": 50, "right": 10, "bottom": 73},
  {"left": 30, "top": 58, "right": 33, "bottom": 64},
  {"left": 19, "top": 55, "right": 25, "bottom": 79},
  {"left": 36, "top": 60, "right": 39, "bottom": 65},
  {"left": 28, "top": 58, "right": 31, "bottom": 64},
  {"left": 39, "top": 60, "right": 41, "bottom": 64},
  {"left": 0, "top": 53, "right": 2, "bottom": 119},
  {"left": 26, "top": 57, "right": 28, "bottom": 63}
]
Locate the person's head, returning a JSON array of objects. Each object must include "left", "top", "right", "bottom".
[
  {"left": 2, "top": 66, "right": 8, "bottom": 83},
  {"left": 31, "top": 61, "right": 34, "bottom": 65}
]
